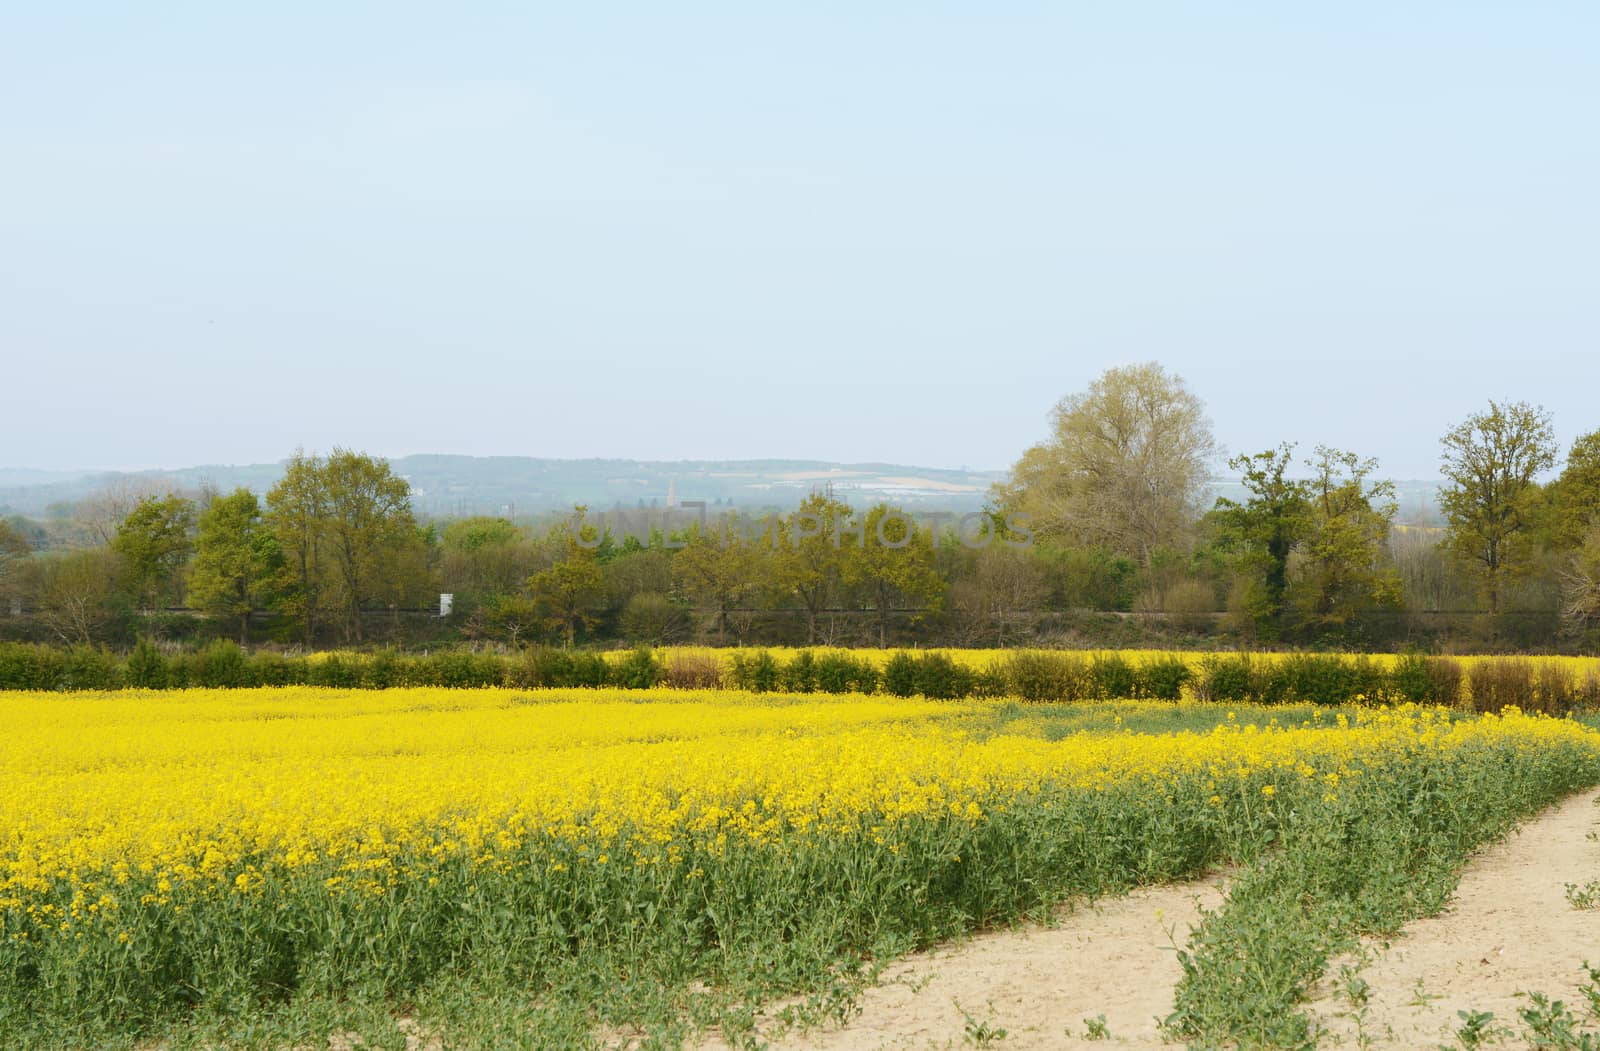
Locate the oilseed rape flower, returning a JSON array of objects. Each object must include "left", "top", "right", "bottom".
[{"left": 0, "top": 686, "right": 1596, "bottom": 1041}]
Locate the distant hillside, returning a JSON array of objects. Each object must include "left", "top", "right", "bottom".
[
  {"left": 0, "top": 456, "right": 1445, "bottom": 524},
  {"left": 0, "top": 456, "right": 1010, "bottom": 519}
]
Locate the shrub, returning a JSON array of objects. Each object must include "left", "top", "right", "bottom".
[
  {"left": 970, "top": 667, "right": 1011, "bottom": 698},
  {"left": 362, "top": 648, "right": 406, "bottom": 688},
  {"left": 308, "top": 654, "right": 362, "bottom": 688},
  {"left": 426, "top": 651, "right": 504, "bottom": 689},
  {"left": 663, "top": 653, "right": 724, "bottom": 690},
  {"left": 1466, "top": 657, "right": 1535, "bottom": 713},
  {"left": 1197, "top": 654, "right": 1257, "bottom": 703},
  {"left": 882, "top": 652, "right": 919, "bottom": 697},
  {"left": 1425, "top": 656, "right": 1464, "bottom": 707},
  {"left": 251, "top": 650, "right": 306, "bottom": 687},
  {"left": 780, "top": 650, "right": 818, "bottom": 693},
  {"left": 187, "top": 640, "right": 253, "bottom": 688},
  {"left": 1092, "top": 653, "right": 1139, "bottom": 699},
  {"left": 124, "top": 638, "right": 168, "bottom": 689},
  {"left": 619, "top": 593, "right": 689, "bottom": 645},
  {"left": 1387, "top": 651, "right": 1434, "bottom": 704},
  {"left": 814, "top": 651, "right": 878, "bottom": 695},
  {"left": 1577, "top": 671, "right": 1600, "bottom": 711},
  {"left": 1137, "top": 654, "right": 1192, "bottom": 701},
  {"left": 512, "top": 648, "right": 609, "bottom": 689},
  {"left": 729, "top": 650, "right": 781, "bottom": 693},
  {"left": 609, "top": 646, "right": 665, "bottom": 690},
  {"left": 1533, "top": 660, "right": 1576, "bottom": 715},
  {"left": 1162, "top": 578, "right": 1219, "bottom": 634},
  {"left": 59, "top": 645, "right": 123, "bottom": 690},
  {"left": 912, "top": 653, "right": 973, "bottom": 700},
  {"left": 1268, "top": 653, "right": 1366, "bottom": 707},
  {"left": 0, "top": 643, "right": 62, "bottom": 690},
  {"left": 1002, "top": 651, "right": 1095, "bottom": 703}
]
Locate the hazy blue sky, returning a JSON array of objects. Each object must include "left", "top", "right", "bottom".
[{"left": 3, "top": 3, "right": 1596, "bottom": 477}]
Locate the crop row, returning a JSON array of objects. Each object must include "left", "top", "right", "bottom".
[{"left": 2, "top": 689, "right": 1597, "bottom": 1047}]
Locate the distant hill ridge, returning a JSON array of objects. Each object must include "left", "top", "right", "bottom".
[
  {"left": 0, "top": 456, "right": 1008, "bottom": 518},
  {"left": 0, "top": 455, "right": 1444, "bottom": 522}
]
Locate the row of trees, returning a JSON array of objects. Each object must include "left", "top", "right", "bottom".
[
  {"left": 1, "top": 365, "right": 1596, "bottom": 650},
  {"left": 990, "top": 365, "right": 1598, "bottom": 644},
  {"left": 0, "top": 450, "right": 433, "bottom": 645}
]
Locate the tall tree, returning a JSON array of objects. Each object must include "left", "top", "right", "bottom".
[
  {"left": 995, "top": 363, "right": 1217, "bottom": 564},
  {"left": 840, "top": 504, "right": 945, "bottom": 647},
  {"left": 1543, "top": 430, "right": 1600, "bottom": 551},
  {"left": 441, "top": 516, "right": 535, "bottom": 604},
  {"left": 1296, "top": 446, "right": 1401, "bottom": 630},
  {"left": 673, "top": 530, "right": 762, "bottom": 644},
  {"left": 189, "top": 489, "right": 280, "bottom": 643},
  {"left": 527, "top": 542, "right": 605, "bottom": 646},
  {"left": 265, "top": 450, "right": 327, "bottom": 645},
  {"left": 319, "top": 449, "right": 420, "bottom": 643},
  {"left": 1213, "top": 444, "right": 1310, "bottom": 639},
  {"left": 1438, "top": 401, "right": 1556, "bottom": 616},
  {"left": 774, "top": 492, "right": 852, "bottom": 644},
  {"left": 111, "top": 493, "right": 196, "bottom": 611}
]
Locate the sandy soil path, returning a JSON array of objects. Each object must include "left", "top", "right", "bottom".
[
  {"left": 1305, "top": 787, "right": 1600, "bottom": 1048},
  {"left": 698, "top": 787, "right": 1600, "bottom": 1051},
  {"left": 695, "top": 874, "right": 1226, "bottom": 1051}
]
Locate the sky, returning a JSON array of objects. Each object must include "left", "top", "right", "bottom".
[{"left": 3, "top": 3, "right": 1596, "bottom": 478}]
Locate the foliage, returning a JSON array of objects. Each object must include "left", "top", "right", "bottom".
[
  {"left": 110, "top": 493, "right": 196, "bottom": 611},
  {"left": 1439, "top": 400, "right": 1558, "bottom": 616},
  {"left": 188, "top": 489, "right": 280, "bottom": 642},
  {"left": 1002, "top": 650, "right": 1096, "bottom": 702},
  {"left": 526, "top": 543, "right": 605, "bottom": 647},
  {"left": 1213, "top": 444, "right": 1310, "bottom": 639},
  {"left": 996, "top": 362, "right": 1217, "bottom": 563}
]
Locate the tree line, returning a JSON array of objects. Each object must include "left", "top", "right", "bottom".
[{"left": 1, "top": 364, "right": 1597, "bottom": 652}]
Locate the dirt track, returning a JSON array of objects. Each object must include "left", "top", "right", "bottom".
[
  {"left": 1305, "top": 787, "right": 1600, "bottom": 1048},
  {"left": 696, "top": 874, "right": 1227, "bottom": 1050},
  {"left": 697, "top": 788, "right": 1600, "bottom": 1050}
]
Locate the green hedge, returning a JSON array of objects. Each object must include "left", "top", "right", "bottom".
[{"left": 2, "top": 642, "right": 1595, "bottom": 711}]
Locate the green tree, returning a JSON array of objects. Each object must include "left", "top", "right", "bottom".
[
  {"left": 319, "top": 449, "right": 422, "bottom": 643},
  {"left": 1295, "top": 446, "right": 1401, "bottom": 631},
  {"left": 1543, "top": 430, "right": 1600, "bottom": 551},
  {"left": 774, "top": 492, "right": 852, "bottom": 644},
  {"left": 995, "top": 363, "right": 1217, "bottom": 564},
  {"left": 1213, "top": 444, "right": 1310, "bottom": 639},
  {"left": 1438, "top": 401, "right": 1557, "bottom": 616},
  {"left": 441, "top": 516, "right": 536, "bottom": 605},
  {"left": 111, "top": 493, "right": 196, "bottom": 611},
  {"left": 527, "top": 544, "right": 605, "bottom": 646},
  {"left": 189, "top": 489, "right": 280, "bottom": 643},
  {"left": 265, "top": 450, "right": 327, "bottom": 645},
  {"left": 841, "top": 504, "right": 946, "bottom": 647},
  {"left": 672, "top": 530, "right": 762, "bottom": 643}
]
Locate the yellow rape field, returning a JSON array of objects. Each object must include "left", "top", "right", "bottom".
[
  {"left": 2, "top": 687, "right": 1599, "bottom": 1047},
  {"left": 1, "top": 688, "right": 1584, "bottom": 896}
]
